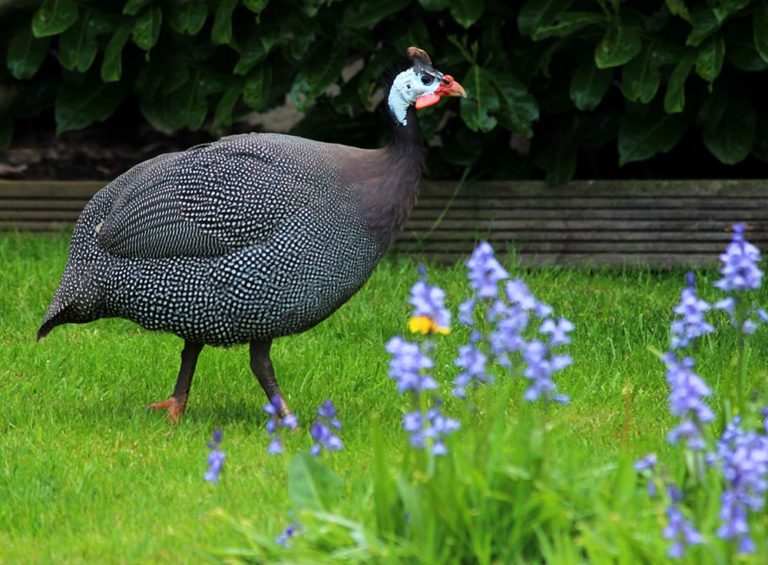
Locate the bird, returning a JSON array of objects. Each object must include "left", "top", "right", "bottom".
[{"left": 37, "top": 47, "right": 466, "bottom": 422}]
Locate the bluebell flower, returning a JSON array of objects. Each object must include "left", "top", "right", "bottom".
[
  {"left": 385, "top": 336, "right": 436, "bottom": 393},
  {"left": 204, "top": 428, "right": 225, "bottom": 484},
  {"left": 662, "top": 353, "right": 713, "bottom": 450},
  {"left": 403, "top": 404, "right": 460, "bottom": 455},
  {"left": 663, "top": 503, "right": 703, "bottom": 558},
  {"left": 310, "top": 400, "right": 343, "bottom": 456},
  {"left": 466, "top": 241, "right": 508, "bottom": 298},
  {"left": 634, "top": 454, "right": 657, "bottom": 472},
  {"left": 453, "top": 339, "right": 489, "bottom": 398},
  {"left": 264, "top": 397, "right": 297, "bottom": 455},
  {"left": 715, "top": 223, "right": 763, "bottom": 292},
  {"left": 408, "top": 278, "right": 451, "bottom": 333},
  {"left": 458, "top": 298, "right": 476, "bottom": 326},
  {"left": 540, "top": 317, "right": 574, "bottom": 346},
  {"left": 670, "top": 275, "right": 714, "bottom": 349},
  {"left": 521, "top": 340, "right": 571, "bottom": 404},
  {"left": 714, "top": 418, "right": 768, "bottom": 554},
  {"left": 275, "top": 522, "right": 301, "bottom": 548}
]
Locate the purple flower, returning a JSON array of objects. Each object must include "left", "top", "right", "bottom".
[
  {"left": 409, "top": 278, "right": 451, "bottom": 331},
  {"left": 403, "top": 404, "right": 460, "bottom": 455},
  {"left": 714, "top": 418, "right": 768, "bottom": 553},
  {"left": 466, "top": 242, "right": 508, "bottom": 298},
  {"left": 204, "top": 428, "right": 225, "bottom": 484},
  {"left": 670, "top": 276, "right": 714, "bottom": 349},
  {"left": 275, "top": 522, "right": 301, "bottom": 548},
  {"left": 715, "top": 223, "right": 763, "bottom": 292},
  {"left": 663, "top": 503, "right": 703, "bottom": 558},
  {"left": 310, "top": 400, "right": 343, "bottom": 456},
  {"left": 385, "top": 336, "right": 436, "bottom": 394},
  {"left": 634, "top": 454, "right": 657, "bottom": 472},
  {"left": 663, "top": 354, "right": 713, "bottom": 450},
  {"left": 453, "top": 340, "right": 489, "bottom": 398},
  {"left": 264, "top": 397, "right": 298, "bottom": 455},
  {"left": 540, "top": 317, "right": 574, "bottom": 346},
  {"left": 521, "top": 340, "right": 571, "bottom": 405}
]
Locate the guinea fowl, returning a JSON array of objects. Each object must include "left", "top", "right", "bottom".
[{"left": 38, "top": 47, "right": 466, "bottom": 422}]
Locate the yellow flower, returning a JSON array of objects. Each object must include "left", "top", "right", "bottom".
[{"left": 408, "top": 316, "right": 450, "bottom": 335}]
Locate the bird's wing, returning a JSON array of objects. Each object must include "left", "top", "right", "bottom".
[{"left": 97, "top": 134, "right": 337, "bottom": 259}]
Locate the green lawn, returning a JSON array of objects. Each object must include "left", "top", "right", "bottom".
[{"left": 1, "top": 232, "right": 766, "bottom": 563}]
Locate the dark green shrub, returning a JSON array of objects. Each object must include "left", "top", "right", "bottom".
[{"left": 2, "top": 0, "right": 767, "bottom": 182}]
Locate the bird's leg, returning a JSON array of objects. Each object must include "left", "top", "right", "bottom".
[
  {"left": 150, "top": 341, "right": 204, "bottom": 423},
  {"left": 249, "top": 340, "right": 291, "bottom": 417}
]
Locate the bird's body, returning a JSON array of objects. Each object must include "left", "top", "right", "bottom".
[{"left": 39, "top": 48, "right": 465, "bottom": 421}]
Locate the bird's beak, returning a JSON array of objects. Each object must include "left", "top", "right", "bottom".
[{"left": 414, "top": 75, "right": 467, "bottom": 110}]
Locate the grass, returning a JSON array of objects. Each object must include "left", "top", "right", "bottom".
[{"left": 2, "top": 232, "right": 768, "bottom": 562}]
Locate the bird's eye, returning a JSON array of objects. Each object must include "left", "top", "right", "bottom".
[{"left": 421, "top": 74, "right": 434, "bottom": 86}]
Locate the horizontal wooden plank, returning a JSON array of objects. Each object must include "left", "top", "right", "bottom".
[
  {"left": 414, "top": 196, "right": 768, "bottom": 210},
  {"left": 0, "top": 180, "right": 103, "bottom": 198},
  {"left": 397, "top": 230, "right": 746, "bottom": 243},
  {"left": 0, "top": 199, "right": 90, "bottom": 211},
  {"left": 408, "top": 207, "right": 768, "bottom": 222},
  {"left": 403, "top": 218, "right": 767, "bottom": 232}
]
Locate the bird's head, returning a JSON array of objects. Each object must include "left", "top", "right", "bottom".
[{"left": 387, "top": 47, "right": 466, "bottom": 126}]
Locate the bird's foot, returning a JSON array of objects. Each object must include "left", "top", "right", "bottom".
[{"left": 150, "top": 396, "right": 186, "bottom": 424}]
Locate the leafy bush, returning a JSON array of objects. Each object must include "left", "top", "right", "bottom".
[{"left": 2, "top": 0, "right": 768, "bottom": 182}]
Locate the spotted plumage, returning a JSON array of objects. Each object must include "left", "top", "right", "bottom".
[{"left": 38, "top": 47, "right": 466, "bottom": 422}]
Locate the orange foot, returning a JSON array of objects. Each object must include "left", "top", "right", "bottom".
[{"left": 150, "top": 396, "right": 186, "bottom": 424}]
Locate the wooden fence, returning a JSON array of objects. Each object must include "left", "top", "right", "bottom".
[{"left": 2, "top": 179, "right": 767, "bottom": 267}]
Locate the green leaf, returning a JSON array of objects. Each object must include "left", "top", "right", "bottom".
[
  {"left": 686, "top": 5, "right": 718, "bottom": 46},
  {"left": 243, "top": 65, "right": 272, "bottom": 110},
  {"left": 59, "top": 11, "right": 98, "bottom": 72},
  {"left": 569, "top": 60, "right": 611, "bottom": 111},
  {"left": 123, "top": 0, "right": 152, "bottom": 17},
  {"left": 212, "top": 0, "right": 238, "bottom": 45},
  {"left": 664, "top": 55, "right": 694, "bottom": 113},
  {"left": 621, "top": 43, "right": 661, "bottom": 104},
  {"left": 289, "top": 48, "right": 347, "bottom": 111},
  {"left": 534, "top": 118, "right": 577, "bottom": 184},
  {"left": 233, "top": 36, "right": 274, "bottom": 76},
  {"left": 594, "top": 25, "right": 642, "bottom": 69},
  {"left": 288, "top": 452, "right": 343, "bottom": 512},
  {"left": 32, "top": 0, "right": 79, "bottom": 38},
  {"left": 460, "top": 65, "right": 499, "bottom": 133},
  {"left": 132, "top": 4, "right": 162, "bottom": 51},
  {"left": 665, "top": 0, "right": 691, "bottom": 22},
  {"left": 754, "top": 0, "right": 768, "bottom": 63},
  {"left": 101, "top": 23, "right": 131, "bottom": 82},
  {"left": 492, "top": 74, "right": 539, "bottom": 137},
  {"left": 213, "top": 83, "right": 243, "bottom": 130},
  {"left": 243, "top": 0, "right": 269, "bottom": 14},
  {"left": 517, "top": 0, "right": 574, "bottom": 38},
  {"left": 6, "top": 28, "right": 49, "bottom": 80},
  {"left": 694, "top": 34, "right": 725, "bottom": 82},
  {"left": 167, "top": 0, "right": 207, "bottom": 35},
  {"left": 341, "top": 0, "right": 411, "bottom": 29},
  {"left": 55, "top": 74, "right": 125, "bottom": 133},
  {"left": 618, "top": 110, "right": 687, "bottom": 166},
  {"left": 419, "top": 0, "right": 449, "bottom": 11},
  {"left": 699, "top": 84, "right": 755, "bottom": 164},
  {"left": 531, "top": 11, "right": 604, "bottom": 40},
  {"left": 141, "top": 71, "right": 208, "bottom": 132},
  {"left": 449, "top": 0, "right": 485, "bottom": 29},
  {"left": 711, "top": 0, "right": 750, "bottom": 24}
]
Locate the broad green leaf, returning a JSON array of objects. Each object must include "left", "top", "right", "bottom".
[
  {"left": 618, "top": 111, "right": 687, "bottom": 166},
  {"left": 243, "top": 0, "right": 269, "bottom": 14},
  {"left": 621, "top": 43, "right": 661, "bottom": 104},
  {"left": 342, "top": 0, "right": 411, "bottom": 29},
  {"left": 288, "top": 452, "right": 343, "bottom": 512},
  {"left": 419, "top": 0, "right": 449, "bottom": 11},
  {"left": 492, "top": 74, "right": 539, "bottom": 137},
  {"left": 132, "top": 4, "right": 162, "bottom": 51},
  {"left": 755, "top": 0, "right": 768, "bottom": 63},
  {"left": 725, "top": 19, "right": 767, "bottom": 71},
  {"left": 243, "top": 65, "right": 272, "bottom": 110},
  {"left": 55, "top": 75, "right": 125, "bottom": 133},
  {"left": 695, "top": 34, "right": 725, "bottom": 82},
  {"left": 699, "top": 85, "right": 755, "bottom": 164},
  {"left": 594, "top": 25, "right": 642, "bottom": 69},
  {"left": 123, "top": 0, "right": 152, "bottom": 17},
  {"left": 534, "top": 119, "right": 577, "bottom": 184},
  {"left": 101, "top": 24, "right": 131, "bottom": 82},
  {"left": 460, "top": 65, "right": 499, "bottom": 133},
  {"left": 711, "top": 0, "right": 749, "bottom": 23},
  {"left": 233, "top": 36, "right": 274, "bottom": 76},
  {"left": 32, "top": 0, "right": 79, "bottom": 38},
  {"left": 212, "top": 0, "right": 238, "bottom": 45},
  {"left": 289, "top": 48, "right": 346, "bottom": 111},
  {"left": 213, "top": 83, "right": 243, "bottom": 129},
  {"left": 141, "top": 72, "right": 208, "bottom": 132},
  {"left": 7, "top": 28, "right": 49, "bottom": 80},
  {"left": 168, "top": 0, "right": 207, "bottom": 35},
  {"left": 59, "top": 12, "right": 98, "bottom": 72},
  {"left": 531, "top": 11, "right": 604, "bottom": 40},
  {"left": 449, "top": 0, "right": 485, "bottom": 29},
  {"left": 664, "top": 54, "right": 694, "bottom": 113},
  {"left": 569, "top": 60, "right": 611, "bottom": 111},
  {"left": 665, "top": 0, "right": 691, "bottom": 22},
  {"left": 517, "top": 0, "right": 574, "bottom": 38},
  {"left": 686, "top": 5, "right": 718, "bottom": 46}
]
